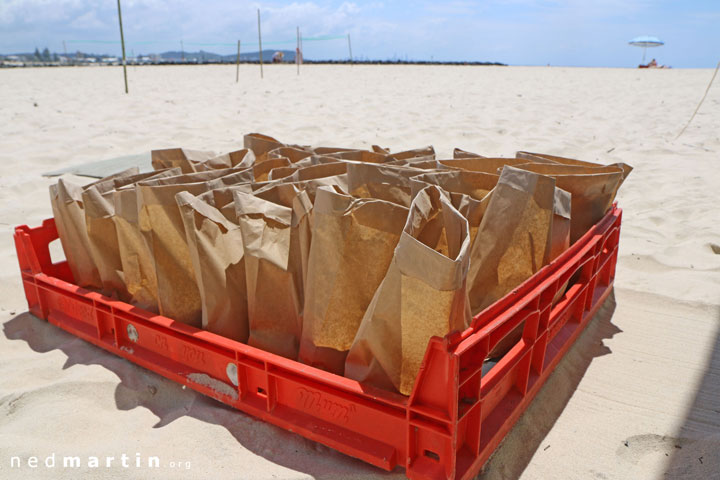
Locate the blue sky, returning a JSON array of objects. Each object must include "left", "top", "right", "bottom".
[{"left": 0, "top": 1, "right": 717, "bottom": 67}]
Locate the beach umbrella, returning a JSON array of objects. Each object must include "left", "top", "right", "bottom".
[{"left": 629, "top": 36, "right": 664, "bottom": 64}]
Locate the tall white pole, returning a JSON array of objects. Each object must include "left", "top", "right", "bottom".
[
  {"left": 348, "top": 33, "right": 353, "bottom": 66},
  {"left": 257, "top": 9, "right": 264, "bottom": 79},
  {"left": 236, "top": 40, "right": 241, "bottom": 83},
  {"left": 296, "top": 27, "right": 300, "bottom": 75}
]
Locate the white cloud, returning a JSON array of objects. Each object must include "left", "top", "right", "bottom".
[
  {"left": 0, "top": 0, "right": 83, "bottom": 27},
  {"left": 69, "top": 10, "right": 108, "bottom": 30},
  {"left": 260, "top": 2, "right": 362, "bottom": 36}
]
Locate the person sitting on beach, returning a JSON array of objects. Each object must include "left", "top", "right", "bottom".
[{"left": 648, "top": 58, "right": 658, "bottom": 68}]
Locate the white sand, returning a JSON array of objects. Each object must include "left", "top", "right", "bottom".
[{"left": 0, "top": 64, "right": 718, "bottom": 479}]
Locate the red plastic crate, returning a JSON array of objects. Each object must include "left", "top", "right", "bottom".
[{"left": 13, "top": 205, "right": 621, "bottom": 479}]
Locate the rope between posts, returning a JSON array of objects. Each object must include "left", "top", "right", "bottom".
[{"left": 676, "top": 60, "right": 720, "bottom": 139}]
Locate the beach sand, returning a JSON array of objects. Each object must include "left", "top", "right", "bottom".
[{"left": 0, "top": 64, "right": 718, "bottom": 479}]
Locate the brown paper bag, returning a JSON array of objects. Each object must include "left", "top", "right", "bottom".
[
  {"left": 346, "top": 162, "right": 426, "bottom": 207},
  {"left": 409, "top": 170, "right": 497, "bottom": 246},
  {"left": 312, "top": 146, "right": 358, "bottom": 155},
  {"left": 453, "top": 148, "right": 484, "bottom": 158},
  {"left": 244, "top": 133, "right": 285, "bottom": 161},
  {"left": 481, "top": 185, "right": 572, "bottom": 363},
  {"left": 546, "top": 187, "right": 573, "bottom": 310},
  {"left": 519, "top": 162, "right": 623, "bottom": 175},
  {"left": 49, "top": 167, "right": 139, "bottom": 288},
  {"left": 50, "top": 180, "right": 104, "bottom": 289},
  {"left": 516, "top": 157, "right": 632, "bottom": 210},
  {"left": 253, "top": 161, "right": 350, "bottom": 202},
  {"left": 114, "top": 187, "right": 159, "bottom": 311},
  {"left": 280, "top": 162, "right": 350, "bottom": 200},
  {"left": 201, "top": 149, "right": 255, "bottom": 170},
  {"left": 196, "top": 184, "right": 260, "bottom": 234},
  {"left": 253, "top": 156, "right": 291, "bottom": 182},
  {"left": 516, "top": 151, "right": 595, "bottom": 166},
  {"left": 176, "top": 190, "right": 250, "bottom": 342},
  {"left": 325, "top": 150, "right": 388, "bottom": 164},
  {"left": 295, "top": 154, "right": 357, "bottom": 169},
  {"left": 466, "top": 166, "right": 555, "bottom": 315},
  {"left": 386, "top": 146, "right": 435, "bottom": 163},
  {"left": 386, "top": 158, "right": 443, "bottom": 170},
  {"left": 299, "top": 187, "right": 409, "bottom": 374},
  {"left": 345, "top": 185, "right": 471, "bottom": 395},
  {"left": 151, "top": 148, "right": 217, "bottom": 173},
  {"left": 438, "top": 157, "right": 527, "bottom": 174},
  {"left": 478, "top": 178, "right": 569, "bottom": 362},
  {"left": 549, "top": 187, "right": 572, "bottom": 263},
  {"left": 268, "top": 165, "right": 298, "bottom": 181},
  {"left": 234, "top": 184, "right": 313, "bottom": 359},
  {"left": 516, "top": 151, "right": 634, "bottom": 181},
  {"left": 514, "top": 163, "right": 623, "bottom": 242},
  {"left": 135, "top": 168, "right": 239, "bottom": 325},
  {"left": 293, "top": 176, "right": 349, "bottom": 202},
  {"left": 83, "top": 168, "right": 180, "bottom": 300},
  {"left": 410, "top": 171, "right": 497, "bottom": 202},
  {"left": 289, "top": 162, "right": 348, "bottom": 181},
  {"left": 268, "top": 146, "right": 313, "bottom": 163},
  {"left": 197, "top": 184, "right": 255, "bottom": 209},
  {"left": 204, "top": 167, "right": 256, "bottom": 191}
]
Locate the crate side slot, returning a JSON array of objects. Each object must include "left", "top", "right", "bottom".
[{"left": 407, "top": 420, "right": 455, "bottom": 480}]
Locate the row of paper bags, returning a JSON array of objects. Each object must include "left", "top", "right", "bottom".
[{"left": 49, "top": 133, "right": 631, "bottom": 395}]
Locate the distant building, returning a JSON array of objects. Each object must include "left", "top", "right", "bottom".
[{"left": 0, "top": 58, "right": 25, "bottom": 67}]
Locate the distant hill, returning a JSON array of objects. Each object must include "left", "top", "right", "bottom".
[
  {"left": 160, "top": 50, "right": 223, "bottom": 61},
  {"left": 160, "top": 49, "right": 297, "bottom": 62},
  {"left": 2, "top": 48, "right": 506, "bottom": 67}
]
